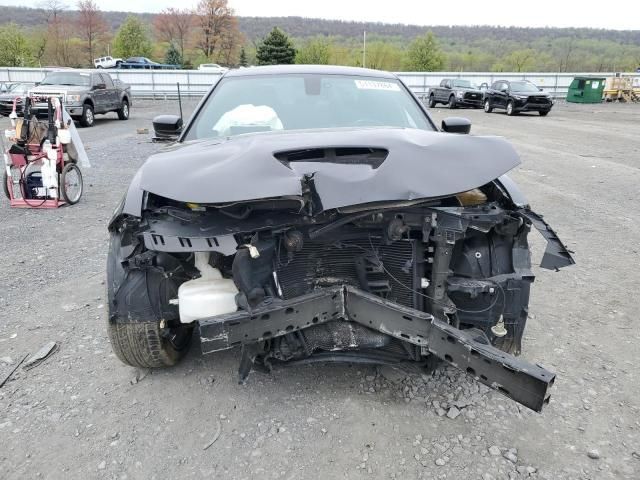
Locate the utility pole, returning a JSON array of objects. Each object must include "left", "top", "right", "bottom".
[{"left": 362, "top": 31, "right": 366, "bottom": 68}]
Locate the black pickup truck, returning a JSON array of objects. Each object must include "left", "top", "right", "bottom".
[
  {"left": 29, "top": 70, "right": 131, "bottom": 127},
  {"left": 428, "top": 79, "right": 484, "bottom": 109}
]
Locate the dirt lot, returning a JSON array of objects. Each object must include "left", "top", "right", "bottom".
[{"left": 1, "top": 99, "right": 639, "bottom": 480}]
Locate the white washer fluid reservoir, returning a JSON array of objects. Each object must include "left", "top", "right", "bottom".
[{"left": 178, "top": 252, "right": 238, "bottom": 323}]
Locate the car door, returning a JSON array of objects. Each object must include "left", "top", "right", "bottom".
[
  {"left": 494, "top": 82, "right": 508, "bottom": 108},
  {"left": 100, "top": 73, "right": 117, "bottom": 110},
  {"left": 436, "top": 80, "right": 448, "bottom": 101},
  {"left": 91, "top": 73, "right": 107, "bottom": 113}
]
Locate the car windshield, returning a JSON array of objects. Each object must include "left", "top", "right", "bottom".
[
  {"left": 8, "top": 83, "right": 31, "bottom": 93},
  {"left": 510, "top": 81, "right": 540, "bottom": 93},
  {"left": 40, "top": 72, "right": 91, "bottom": 86},
  {"left": 185, "top": 74, "right": 433, "bottom": 140},
  {"left": 453, "top": 79, "right": 478, "bottom": 89}
]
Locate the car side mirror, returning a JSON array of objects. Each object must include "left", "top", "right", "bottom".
[
  {"left": 539, "top": 87, "right": 543, "bottom": 91},
  {"left": 153, "top": 114, "right": 183, "bottom": 141},
  {"left": 94, "top": 83, "right": 106, "bottom": 90},
  {"left": 442, "top": 117, "right": 471, "bottom": 134},
  {"left": 500, "top": 87, "right": 508, "bottom": 93}
]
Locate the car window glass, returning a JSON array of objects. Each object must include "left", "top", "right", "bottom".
[
  {"left": 40, "top": 72, "right": 91, "bottom": 86},
  {"left": 452, "top": 79, "right": 478, "bottom": 89},
  {"left": 510, "top": 81, "right": 540, "bottom": 93},
  {"left": 100, "top": 73, "right": 114, "bottom": 88},
  {"left": 186, "top": 75, "right": 434, "bottom": 140}
]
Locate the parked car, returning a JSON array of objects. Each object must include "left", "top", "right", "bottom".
[
  {"left": 0, "top": 82, "right": 35, "bottom": 116},
  {"left": 484, "top": 80, "right": 553, "bottom": 116},
  {"left": 106, "top": 65, "right": 574, "bottom": 412},
  {"left": 198, "top": 63, "right": 229, "bottom": 73},
  {"left": 29, "top": 70, "right": 131, "bottom": 127},
  {"left": 428, "top": 78, "right": 484, "bottom": 108},
  {"left": 0, "top": 82, "right": 14, "bottom": 93},
  {"left": 119, "top": 57, "right": 179, "bottom": 70},
  {"left": 94, "top": 56, "right": 123, "bottom": 69}
]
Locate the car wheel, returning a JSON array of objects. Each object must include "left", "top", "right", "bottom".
[
  {"left": 107, "top": 320, "right": 193, "bottom": 369},
  {"left": 428, "top": 94, "right": 437, "bottom": 108},
  {"left": 448, "top": 95, "right": 456, "bottom": 109},
  {"left": 506, "top": 101, "right": 516, "bottom": 116},
  {"left": 484, "top": 99, "right": 493, "bottom": 113},
  {"left": 106, "top": 233, "right": 193, "bottom": 368},
  {"left": 115, "top": 61, "right": 122, "bottom": 68},
  {"left": 539, "top": 110, "right": 549, "bottom": 116},
  {"left": 60, "top": 163, "right": 83, "bottom": 204},
  {"left": 97, "top": 65, "right": 103, "bottom": 69},
  {"left": 117, "top": 100, "right": 129, "bottom": 120},
  {"left": 79, "top": 104, "right": 94, "bottom": 127}
]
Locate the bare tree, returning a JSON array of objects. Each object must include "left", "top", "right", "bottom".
[
  {"left": 153, "top": 8, "right": 194, "bottom": 59},
  {"left": 558, "top": 38, "right": 575, "bottom": 72},
  {"left": 194, "top": 0, "right": 237, "bottom": 60},
  {"left": 40, "top": 0, "right": 67, "bottom": 64},
  {"left": 217, "top": 17, "right": 243, "bottom": 65},
  {"left": 77, "top": 0, "right": 108, "bottom": 66}
]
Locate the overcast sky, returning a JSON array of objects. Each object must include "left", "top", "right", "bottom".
[{"left": 1, "top": 0, "right": 639, "bottom": 30}]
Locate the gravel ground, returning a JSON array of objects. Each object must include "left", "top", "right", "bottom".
[{"left": 0, "top": 99, "right": 639, "bottom": 479}]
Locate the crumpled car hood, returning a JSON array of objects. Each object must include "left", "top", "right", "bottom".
[{"left": 139, "top": 127, "right": 521, "bottom": 211}]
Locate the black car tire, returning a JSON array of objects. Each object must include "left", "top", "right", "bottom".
[
  {"left": 107, "top": 320, "right": 193, "bottom": 369},
  {"left": 506, "top": 101, "right": 516, "bottom": 116},
  {"left": 539, "top": 110, "right": 549, "bottom": 116},
  {"left": 448, "top": 95, "right": 456, "bottom": 109},
  {"left": 97, "top": 65, "right": 103, "bottom": 69},
  {"left": 428, "top": 94, "right": 437, "bottom": 108},
  {"left": 79, "top": 104, "right": 95, "bottom": 127},
  {"left": 106, "top": 233, "right": 193, "bottom": 368},
  {"left": 117, "top": 100, "right": 129, "bottom": 120},
  {"left": 484, "top": 99, "right": 493, "bottom": 113}
]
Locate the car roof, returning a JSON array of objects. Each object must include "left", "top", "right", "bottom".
[
  {"left": 46, "top": 69, "right": 93, "bottom": 74},
  {"left": 224, "top": 64, "right": 397, "bottom": 79}
]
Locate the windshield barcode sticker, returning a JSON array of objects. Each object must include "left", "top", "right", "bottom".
[{"left": 354, "top": 80, "right": 400, "bottom": 91}]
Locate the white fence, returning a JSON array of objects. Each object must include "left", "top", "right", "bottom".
[{"left": 1, "top": 67, "right": 637, "bottom": 99}]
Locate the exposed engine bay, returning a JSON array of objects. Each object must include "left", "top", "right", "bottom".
[{"left": 108, "top": 165, "right": 574, "bottom": 412}]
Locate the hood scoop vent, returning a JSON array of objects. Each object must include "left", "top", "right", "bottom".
[{"left": 275, "top": 147, "right": 388, "bottom": 169}]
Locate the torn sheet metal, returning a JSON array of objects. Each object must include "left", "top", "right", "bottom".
[{"left": 519, "top": 209, "right": 576, "bottom": 270}]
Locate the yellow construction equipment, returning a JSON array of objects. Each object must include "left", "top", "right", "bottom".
[{"left": 603, "top": 76, "right": 639, "bottom": 102}]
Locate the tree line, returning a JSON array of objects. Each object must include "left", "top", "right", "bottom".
[{"left": 0, "top": 2, "right": 639, "bottom": 72}]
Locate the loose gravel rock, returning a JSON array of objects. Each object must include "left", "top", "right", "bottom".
[{"left": 0, "top": 102, "right": 638, "bottom": 480}]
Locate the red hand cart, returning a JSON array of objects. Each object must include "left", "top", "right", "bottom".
[{"left": 2, "top": 95, "right": 83, "bottom": 208}]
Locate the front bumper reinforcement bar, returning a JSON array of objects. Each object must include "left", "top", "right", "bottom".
[{"left": 199, "top": 286, "right": 554, "bottom": 412}]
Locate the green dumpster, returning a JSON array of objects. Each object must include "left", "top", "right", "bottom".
[{"left": 566, "top": 76, "right": 605, "bottom": 103}]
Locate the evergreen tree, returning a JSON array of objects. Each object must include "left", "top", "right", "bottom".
[
  {"left": 113, "top": 16, "right": 152, "bottom": 59},
  {"left": 239, "top": 47, "right": 248, "bottom": 67},
  {"left": 165, "top": 42, "right": 182, "bottom": 66},
  {"left": 256, "top": 27, "right": 296, "bottom": 65},
  {"left": 403, "top": 32, "right": 445, "bottom": 72}
]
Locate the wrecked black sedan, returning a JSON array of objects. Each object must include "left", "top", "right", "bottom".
[{"left": 107, "top": 66, "right": 574, "bottom": 412}]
